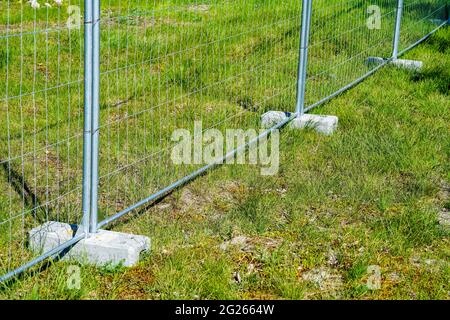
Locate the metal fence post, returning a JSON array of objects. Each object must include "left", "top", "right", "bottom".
[
  {"left": 81, "top": 0, "right": 93, "bottom": 237},
  {"left": 392, "top": 0, "right": 404, "bottom": 60},
  {"left": 90, "top": 0, "right": 101, "bottom": 234},
  {"left": 295, "top": 0, "right": 313, "bottom": 115}
]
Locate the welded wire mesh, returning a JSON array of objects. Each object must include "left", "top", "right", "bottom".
[
  {"left": 94, "top": 0, "right": 450, "bottom": 230},
  {"left": 304, "top": 0, "right": 398, "bottom": 108},
  {"left": 0, "top": 1, "right": 85, "bottom": 277},
  {"left": 304, "top": 0, "right": 448, "bottom": 109},
  {"left": 96, "top": 0, "right": 302, "bottom": 224},
  {"left": 399, "top": 0, "right": 449, "bottom": 53}
]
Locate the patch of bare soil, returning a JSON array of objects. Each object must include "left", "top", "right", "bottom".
[
  {"left": 300, "top": 267, "right": 344, "bottom": 297},
  {"left": 437, "top": 181, "right": 450, "bottom": 228},
  {"left": 219, "top": 235, "right": 282, "bottom": 252},
  {"left": 187, "top": 4, "right": 211, "bottom": 13}
]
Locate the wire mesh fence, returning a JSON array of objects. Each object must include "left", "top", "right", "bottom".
[
  {"left": 399, "top": 0, "right": 449, "bottom": 53},
  {"left": 0, "top": 0, "right": 85, "bottom": 280},
  {"left": 0, "top": 0, "right": 448, "bottom": 283},
  {"left": 95, "top": 0, "right": 302, "bottom": 228},
  {"left": 305, "top": 0, "right": 398, "bottom": 109}
]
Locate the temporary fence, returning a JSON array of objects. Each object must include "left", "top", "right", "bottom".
[{"left": 0, "top": 0, "right": 448, "bottom": 282}]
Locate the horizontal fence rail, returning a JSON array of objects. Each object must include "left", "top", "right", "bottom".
[{"left": 0, "top": 0, "right": 448, "bottom": 283}]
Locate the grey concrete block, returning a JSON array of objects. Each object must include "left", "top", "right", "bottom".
[
  {"left": 290, "top": 114, "right": 338, "bottom": 135},
  {"left": 29, "top": 222, "right": 150, "bottom": 267},
  {"left": 29, "top": 221, "right": 74, "bottom": 253},
  {"left": 366, "top": 56, "right": 422, "bottom": 71},
  {"left": 391, "top": 59, "right": 423, "bottom": 71},
  {"left": 261, "top": 111, "right": 291, "bottom": 128}
]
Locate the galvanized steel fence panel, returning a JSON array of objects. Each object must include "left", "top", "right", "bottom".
[
  {"left": 0, "top": 0, "right": 86, "bottom": 281},
  {"left": 399, "top": 0, "right": 448, "bottom": 54},
  {"left": 95, "top": 0, "right": 302, "bottom": 229},
  {"left": 305, "top": 0, "right": 398, "bottom": 110}
]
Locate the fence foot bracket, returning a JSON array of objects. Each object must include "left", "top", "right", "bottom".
[
  {"left": 29, "top": 222, "right": 150, "bottom": 267},
  {"left": 367, "top": 56, "right": 423, "bottom": 71}
]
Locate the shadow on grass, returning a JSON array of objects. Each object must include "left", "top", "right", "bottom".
[{"left": 0, "top": 161, "right": 51, "bottom": 225}]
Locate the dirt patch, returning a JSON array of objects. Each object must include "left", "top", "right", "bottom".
[
  {"left": 115, "top": 266, "right": 154, "bottom": 299},
  {"left": 178, "top": 187, "right": 212, "bottom": 213},
  {"left": 409, "top": 256, "right": 447, "bottom": 273},
  {"left": 301, "top": 267, "right": 343, "bottom": 296},
  {"left": 187, "top": 4, "right": 211, "bottom": 13},
  {"left": 437, "top": 181, "right": 450, "bottom": 228},
  {"left": 220, "top": 181, "right": 248, "bottom": 201},
  {"left": 385, "top": 272, "right": 403, "bottom": 283},
  {"left": 219, "top": 235, "right": 282, "bottom": 252},
  {"left": 211, "top": 181, "right": 248, "bottom": 213},
  {"left": 327, "top": 250, "right": 339, "bottom": 268},
  {"left": 438, "top": 210, "right": 450, "bottom": 228},
  {"left": 437, "top": 181, "right": 450, "bottom": 201}
]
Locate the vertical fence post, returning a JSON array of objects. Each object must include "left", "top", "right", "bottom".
[
  {"left": 90, "top": 0, "right": 101, "bottom": 234},
  {"left": 81, "top": 0, "right": 93, "bottom": 236},
  {"left": 295, "top": 0, "right": 313, "bottom": 115},
  {"left": 392, "top": 0, "right": 404, "bottom": 60}
]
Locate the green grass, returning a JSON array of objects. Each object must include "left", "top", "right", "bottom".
[{"left": 0, "top": 1, "right": 449, "bottom": 299}]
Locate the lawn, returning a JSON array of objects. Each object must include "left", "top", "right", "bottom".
[{"left": 0, "top": 0, "right": 449, "bottom": 299}]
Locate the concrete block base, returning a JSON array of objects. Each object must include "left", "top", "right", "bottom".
[
  {"left": 367, "top": 56, "right": 423, "bottom": 71},
  {"left": 29, "top": 222, "right": 150, "bottom": 267},
  {"left": 261, "top": 111, "right": 291, "bottom": 128},
  {"left": 391, "top": 59, "right": 423, "bottom": 71},
  {"left": 261, "top": 111, "right": 338, "bottom": 135},
  {"left": 290, "top": 114, "right": 338, "bottom": 135}
]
